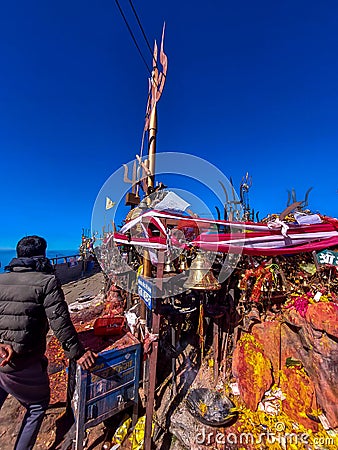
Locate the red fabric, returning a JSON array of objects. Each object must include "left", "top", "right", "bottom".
[
  {"left": 192, "top": 236, "right": 338, "bottom": 255},
  {"left": 112, "top": 211, "right": 338, "bottom": 256}
]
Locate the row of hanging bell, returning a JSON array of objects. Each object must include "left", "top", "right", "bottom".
[
  {"left": 184, "top": 252, "right": 221, "bottom": 291},
  {"left": 179, "top": 255, "right": 189, "bottom": 271},
  {"left": 164, "top": 254, "right": 189, "bottom": 272},
  {"left": 164, "top": 255, "right": 176, "bottom": 273}
]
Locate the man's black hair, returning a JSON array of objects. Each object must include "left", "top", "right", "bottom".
[{"left": 16, "top": 236, "right": 47, "bottom": 258}]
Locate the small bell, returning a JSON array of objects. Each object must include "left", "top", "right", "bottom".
[
  {"left": 164, "top": 255, "right": 176, "bottom": 273},
  {"left": 184, "top": 252, "right": 221, "bottom": 291},
  {"left": 179, "top": 255, "right": 189, "bottom": 271}
]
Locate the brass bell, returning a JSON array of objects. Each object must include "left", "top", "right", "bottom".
[
  {"left": 179, "top": 255, "right": 189, "bottom": 271},
  {"left": 164, "top": 255, "right": 176, "bottom": 273},
  {"left": 184, "top": 252, "right": 221, "bottom": 291}
]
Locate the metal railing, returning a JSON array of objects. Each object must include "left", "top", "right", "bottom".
[{"left": 49, "top": 254, "right": 80, "bottom": 266}]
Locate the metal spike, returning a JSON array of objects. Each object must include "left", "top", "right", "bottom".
[
  {"left": 303, "top": 187, "right": 313, "bottom": 207},
  {"left": 287, "top": 190, "right": 291, "bottom": 207},
  {"left": 291, "top": 188, "right": 297, "bottom": 203}
]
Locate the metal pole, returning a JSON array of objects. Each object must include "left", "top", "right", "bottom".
[
  {"left": 141, "top": 104, "right": 157, "bottom": 322},
  {"left": 147, "top": 106, "right": 157, "bottom": 189}
]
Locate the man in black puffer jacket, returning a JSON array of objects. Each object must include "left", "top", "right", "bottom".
[{"left": 0, "top": 235, "right": 97, "bottom": 450}]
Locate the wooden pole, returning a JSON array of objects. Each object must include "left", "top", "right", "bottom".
[
  {"left": 213, "top": 318, "right": 219, "bottom": 386},
  {"left": 140, "top": 254, "right": 152, "bottom": 322},
  {"left": 144, "top": 251, "right": 164, "bottom": 450},
  {"left": 171, "top": 305, "right": 177, "bottom": 396},
  {"left": 142, "top": 256, "right": 152, "bottom": 393}
]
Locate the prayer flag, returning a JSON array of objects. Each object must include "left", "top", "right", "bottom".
[{"left": 105, "top": 197, "right": 116, "bottom": 210}]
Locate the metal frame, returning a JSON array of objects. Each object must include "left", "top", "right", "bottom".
[{"left": 71, "top": 339, "right": 141, "bottom": 450}]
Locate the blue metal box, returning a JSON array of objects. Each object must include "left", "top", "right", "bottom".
[{"left": 72, "top": 333, "right": 141, "bottom": 449}]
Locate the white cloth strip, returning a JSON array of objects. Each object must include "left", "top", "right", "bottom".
[{"left": 195, "top": 230, "right": 338, "bottom": 247}]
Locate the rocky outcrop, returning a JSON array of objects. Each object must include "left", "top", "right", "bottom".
[
  {"left": 252, "top": 321, "right": 281, "bottom": 383},
  {"left": 306, "top": 302, "right": 338, "bottom": 339},
  {"left": 234, "top": 302, "right": 338, "bottom": 430},
  {"left": 283, "top": 303, "right": 338, "bottom": 429},
  {"left": 279, "top": 367, "right": 318, "bottom": 431},
  {"left": 232, "top": 333, "right": 273, "bottom": 411}
]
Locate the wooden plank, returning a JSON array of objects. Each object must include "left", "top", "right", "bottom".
[
  {"left": 144, "top": 252, "right": 164, "bottom": 450},
  {"left": 171, "top": 325, "right": 177, "bottom": 396},
  {"left": 213, "top": 318, "right": 219, "bottom": 386}
]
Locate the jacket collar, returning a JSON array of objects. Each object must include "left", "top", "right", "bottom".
[{"left": 5, "top": 256, "right": 54, "bottom": 274}]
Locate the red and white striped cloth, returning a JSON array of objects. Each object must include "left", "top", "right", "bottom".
[{"left": 110, "top": 210, "right": 338, "bottom": 256}]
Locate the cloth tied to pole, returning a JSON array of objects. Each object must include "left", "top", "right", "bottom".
[
  {"left": 143, "top": 332, "right": 159, "bottom": 360},
  {"left": 267, "top": 218, "right": 290, "bottom": 238}
]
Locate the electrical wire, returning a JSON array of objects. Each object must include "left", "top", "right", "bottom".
[
  {"left": 114, "top": 0, "right": 152, "bottom": 76},
  {"left": 127, "top": 0, "right": 157, "bottom": 67},
  {"left": 113, "top": 0, "right": 163, "bottom": 142}
]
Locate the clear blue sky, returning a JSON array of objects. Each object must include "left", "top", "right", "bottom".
[{"left": 1, "top": 0, "right": 338, "bottom": 249}]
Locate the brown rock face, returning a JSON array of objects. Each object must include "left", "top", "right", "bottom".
[
  {"left": 232, "top": 333, "right": 273, "bottom": 410},
  {"left": 252, "top": 321, "right": 281, "bottom": 383},
  {"left": 243, "top": 307, "right": 338, "bottom": 431},
  {"left": 283, "top": 305, "right": 338, "bottom": 429},
  {"left": 279, "top": 367, "right": 318, "bottom": 431},
  {"left": 306, "top": 302, "right": 338, "bottom": 339},
  {"left": 311, "top": 337, "right": 338, "bottom": 429}
]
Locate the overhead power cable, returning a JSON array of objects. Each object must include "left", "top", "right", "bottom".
[
  {"left": 114, "top": 0, "right": 152, "bottom": 76},
  {"left": 127, "top": 0, "right": 157, "bottom": 67}
]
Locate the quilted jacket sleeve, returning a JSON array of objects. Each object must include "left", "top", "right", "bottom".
[{"left": 43, "top": 275, "right": 85, "bottom": 360}]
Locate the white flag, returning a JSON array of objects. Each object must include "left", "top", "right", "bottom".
[{"left": 105, "top": 197, "right": 116, "bottom": 210}]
